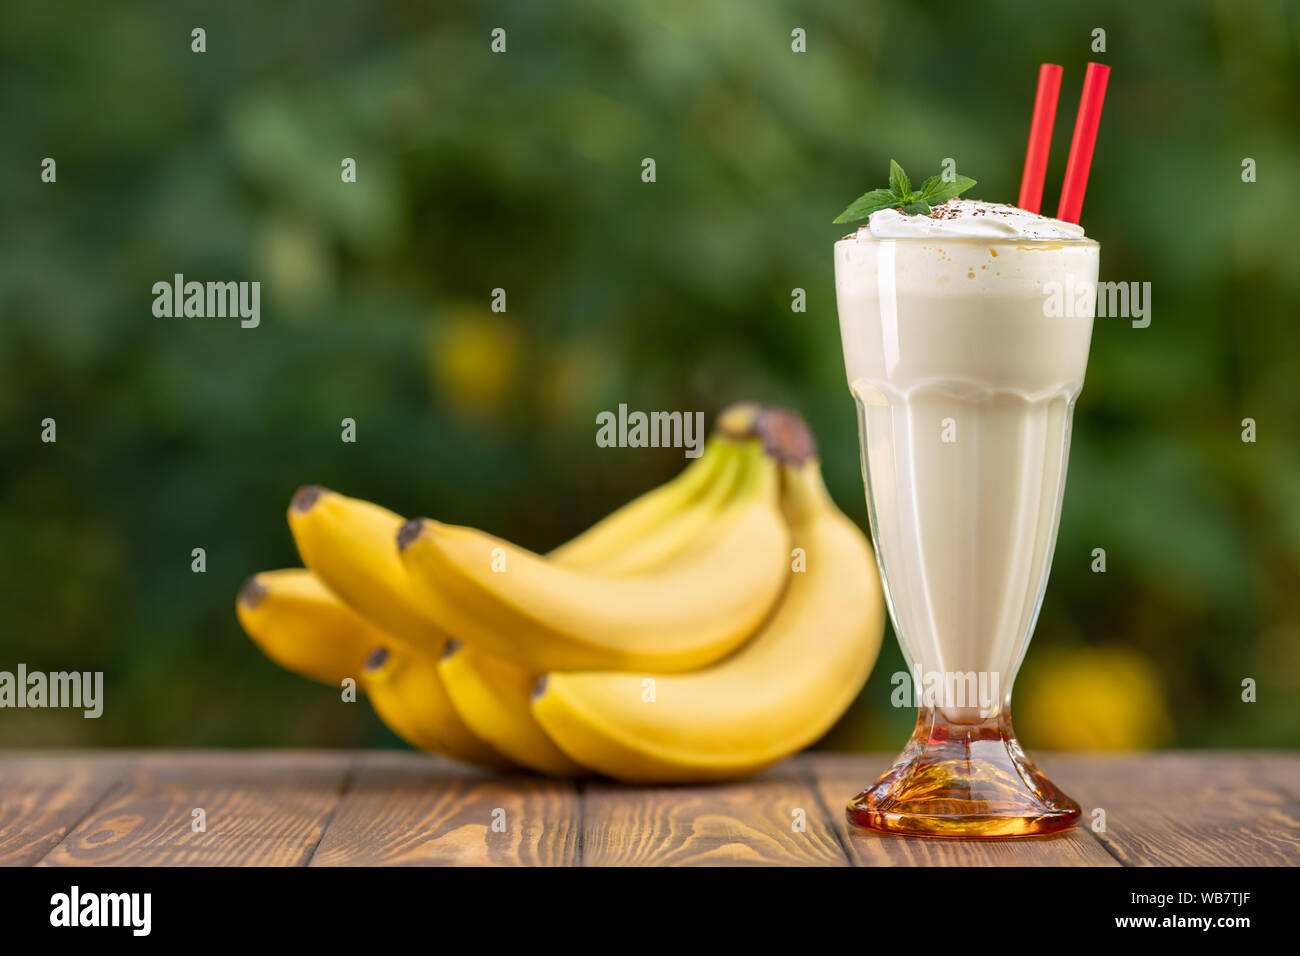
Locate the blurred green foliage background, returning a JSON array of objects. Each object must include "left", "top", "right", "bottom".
[{"left": 1, "top": 0, "right": 1297, "bottom": 752}]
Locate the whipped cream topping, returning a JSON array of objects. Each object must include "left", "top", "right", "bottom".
[{"left": 856, "top": 199, "right": 1087, "bottom": 241}]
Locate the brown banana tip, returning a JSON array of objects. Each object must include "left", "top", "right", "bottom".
[
  {"left": 238, "top": 576, "right": 267, "bottom": 609},
  {"left": 291, "top": 485, "right": 326, "bottom": 513},
  {"left": 755, "top": 406, "right": 818, "bottom": 464},
  {"left": 440, "top": 638, "right": 462, "bottom": 660},
  {"left": 364, "top": 646, "right": 390, "bottom": 671},
  {"left": 531, "top": 675, "right": 548, "bottom": 701},
  {"left": 396, "top": 518, "right": 425, "bottom": 552}
]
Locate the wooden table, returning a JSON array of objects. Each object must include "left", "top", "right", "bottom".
[{"left": 1, "top": 750, "right": 1296, "bottom": 866}]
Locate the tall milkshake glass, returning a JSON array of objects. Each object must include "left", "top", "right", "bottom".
[{"left": 834, "top": 201, "right": 1096, "bottom": 837}]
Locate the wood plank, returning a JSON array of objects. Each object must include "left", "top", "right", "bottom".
[
  {"left": 310, "top": 751, "right": 580, "bottom": 866},
  {"left": 807, "top": 752, "right": 1119, "bottom": 866},
  {"left": 4, "top": 750, "right": 1295, "bottom": 867},
  {"left": 1255, "top": 751, "right": 1300, "bottom": 804},
  {"left": 0, "top": 752, "right": 129, "bottom": 866},
  {"left": 1042, "top": 752, "right": 1300, "bottom": 867},
  {"left": 38, "top": 750, "right": 349, "bottom": 866},
  {"left": 580, "top": 759, "right": 848, "bottom": 866}
]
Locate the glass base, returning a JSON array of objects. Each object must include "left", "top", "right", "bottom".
[{"left": 847, "top": 708, "right": 1080, "bottom": 838}]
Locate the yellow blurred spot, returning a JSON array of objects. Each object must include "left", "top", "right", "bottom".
[
  {"left": 429, "top": 310, "right": 520, "bottom": 418},
  {"left": 257, "top": 214, "right": 330, "bottom": 313},
  {"left": 1016, "top": 646, "right": 1172, "bottom": 750},
  {"left": 540, "top": 341, "right": 608, "bottom": 421}
]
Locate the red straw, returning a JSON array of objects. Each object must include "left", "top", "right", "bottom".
[
  {"left": 1056, "top": 62, "right": 1110, "bottom": 224},
  {"left": 1017, "top": 63, "right": 1062, "bottom": 214}
]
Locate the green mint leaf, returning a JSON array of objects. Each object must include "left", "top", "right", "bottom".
[
  {"left": 917, "top": 175, "right": 944, "bottom": 198},
  {"left": 833, "top": 188, "right": 900, "bottom": 224},
  {"left": 888, "top": 160, "right": 910, "bottom": 198},
  {"left": 835, "top": 164, "right": 978, "bottom": 224},
  {"left": 921, "top": 174, "right": 977, "bottom": 204}
]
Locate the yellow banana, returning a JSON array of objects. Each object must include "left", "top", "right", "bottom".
[
  {"left": 236, "top": 569, "right": 379, "bottom": 686},
  {"left": 286, "top": 488, "right": 518, "bottom": 764},
  {"left": 545, "top": 433, "right": 734, "bottom": 569},
  {"left": 287, "top": 488, "right": 445, "bottom": 656},
  {"left": 436, "top": 428, "right": 749, "bottom": 775},
  {"left": 400, "top": 437, "right": 790, "bottom": 672},
  {"left": 589, "top": 441, "right": 743, "bottom": 576},
  {"left": 533, "top": 437, "right": 885, "bottom": 783},
  {"left": 360, "top": 645, "right": 513, "bottom": 768},
  {"left": 438, "top": 640, "right": 585, "bottom": 776}
]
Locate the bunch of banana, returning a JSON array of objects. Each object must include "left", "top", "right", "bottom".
[{"left": 236, "top": 404, "right": 885, "bottom": 782}]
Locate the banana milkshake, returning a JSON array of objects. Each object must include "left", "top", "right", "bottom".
[{"left": 834, "top": 196, "right": 1097, "bottom": 836}]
